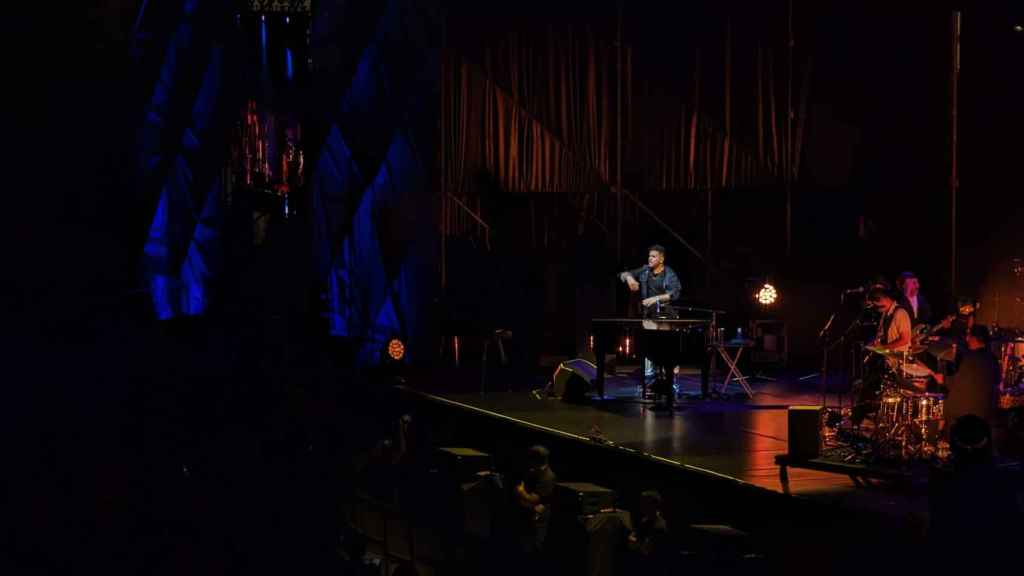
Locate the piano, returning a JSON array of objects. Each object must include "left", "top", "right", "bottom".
[{"left": 591, "top": 307, "right": 724, "bottom": 398}]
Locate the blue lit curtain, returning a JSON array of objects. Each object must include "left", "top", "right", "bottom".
[
  {"left": 137, "top": 2, "right": 236, "bottom": 319},
  {"left": 311, "top": 0, "right": 440, "bottom": 366}
]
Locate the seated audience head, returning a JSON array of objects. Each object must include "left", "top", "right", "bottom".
[
  {"left": 949, "top": 414, "right": 993, "bottom": 466},
  {"left": 639, "top": 490, "right": 662, "bottom": 518},
  {"left": 527, "top": 445, "right": 550, "bottom": 472}
]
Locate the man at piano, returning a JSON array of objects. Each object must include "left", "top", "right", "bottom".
[
  {"left": 619, "top": 245, "right": 683, "bottom": 407},
  {"left": 618, "top": 244, "right": 682, "bottom": 315}
]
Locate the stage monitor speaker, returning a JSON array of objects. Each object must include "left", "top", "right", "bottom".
[
  {"left": 552, "top": 359, "right": 597, "bottom": 403},
  {"left": 787, "top": 406, "right": 823, "bottom": 460}
]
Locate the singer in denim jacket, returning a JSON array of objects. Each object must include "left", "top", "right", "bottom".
[{"left": 618, "top": 244, "right": 682, "bottom": 314}]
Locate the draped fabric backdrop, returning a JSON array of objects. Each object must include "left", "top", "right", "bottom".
[
  {"left": 138, "top": 3, "right": 238, "bottom": 320},
  {"left": 311, "top": 0, "right": 441, "bottom": 367},
  {"left": 443, "top": 25, "right": 805, "bottom": 201},
  {"left": 441, "top": 55, "right": 609, "bottom": 198}
]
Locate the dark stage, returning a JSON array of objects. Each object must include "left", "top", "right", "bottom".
[{"left": 402, "top": 369, "right": 936, "bottom": 537}]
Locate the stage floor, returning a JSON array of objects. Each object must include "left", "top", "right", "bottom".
[{"left": 421, "top": 368, "right": 932, "bottom": 530}]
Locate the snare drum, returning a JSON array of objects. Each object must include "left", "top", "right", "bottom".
[
  {"left": 909, "top": 392, "right": 945, "bottom": 422},
  {"left": 877, "top": 389, "right": 908, "bottom": 429}
]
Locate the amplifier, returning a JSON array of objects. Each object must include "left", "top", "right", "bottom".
[{"left": 553, "top": 482, "right": 616, "bottom": 516}]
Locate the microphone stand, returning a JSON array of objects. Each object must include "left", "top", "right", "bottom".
[
  {"left": 806, "top": 299, "right": 870, "bottom": 408},
  {"left": 818, "top": 313, "right": 837, "bottom": 407},
  {"left": 829, "top": 306, "right": 872, "bottom": 409}
]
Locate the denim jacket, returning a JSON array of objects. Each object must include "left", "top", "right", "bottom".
[{"left": 623, "top": 265, "right": 682, "bottom": 302}]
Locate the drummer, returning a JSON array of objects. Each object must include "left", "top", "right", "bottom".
[
  {"left": 852, "top": 287, "right": 916, "bottom": 425},
  {"left": 868, "top": 287, "right": 914, "bottom": 360}
]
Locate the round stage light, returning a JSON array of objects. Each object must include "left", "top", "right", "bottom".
[
  {"left": 387, "top": 338, "right": 405, "bottom": 362},
  {"left": 756, "top": 284, "right": 778, "bottom": 306},
  {"left": 1014, "top": 24, "right": 1023, "bottom": 33}
]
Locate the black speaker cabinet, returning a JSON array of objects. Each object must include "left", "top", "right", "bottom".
[{"left": 787, "top": 406, "right": 823, "bottom": 460}]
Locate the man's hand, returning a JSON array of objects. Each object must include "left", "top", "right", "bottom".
[
  {"left": 642, "top": 296, "right": 659, "bottom": 308},
  {"left": 628, "top": 278, "right": 640, "bottom": 292}
]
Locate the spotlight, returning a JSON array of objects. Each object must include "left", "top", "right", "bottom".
[
  {"left": 386, "top": 338, "right": 405, "bottom": 362},
  {"left": 1014, "top": 24, "right": 1023, "bottom": 33},
  {"left": 756, "top": 284, "right": 778, "bottom": 306}
]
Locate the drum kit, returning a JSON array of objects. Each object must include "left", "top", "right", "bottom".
[{"left": 860, "top": 345, "right": 946, "bottom": 459}]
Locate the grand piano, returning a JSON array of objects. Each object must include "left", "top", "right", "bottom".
[{"left": 590, "top": 306, "right": 724, "bottom": 398}]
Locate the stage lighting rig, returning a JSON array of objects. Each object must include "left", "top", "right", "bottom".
[
  {"left": 756, "top": 284, "right": 778, "bottom": 306},
  {"left": 386, "top": 338, "right": 406, "bottom": 362}
]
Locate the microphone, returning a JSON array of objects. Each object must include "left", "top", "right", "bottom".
[{"left": 843, "top": 286, "right": 867, "bottom": 295}]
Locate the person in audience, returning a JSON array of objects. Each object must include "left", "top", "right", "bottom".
[
  {"left": 628, "top": 490, "right": 673, "bottom": 574},
  {"left": 928, "top": 415, "right": 1022, "bottom": 567},
  {"left": 514, "top": 445, "right": 558, "bottom": 561},
  {"left": 339, "top": 525, "right": 381, "bottom": 576}
]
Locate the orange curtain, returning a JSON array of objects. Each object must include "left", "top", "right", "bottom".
[{"left": 442, "top": 38, "right": 614, "bottom": 198}]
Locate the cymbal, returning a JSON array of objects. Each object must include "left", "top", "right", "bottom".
[
  {"left": 865, "top": 345, "right": 899, "bottom": 356},
  {"left": 866, "top": 345, "right": 926, "bottom": 356}
]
